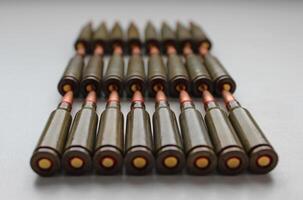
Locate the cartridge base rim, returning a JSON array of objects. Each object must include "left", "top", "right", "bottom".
[
  {"left": 187, "top": 146, "right": 217, "bottom": 175},
  {"left": 30, "top": 147, "right": 61, "bottom": 176},
  {"left": 192, "top": 77, "right": 213, "bottom": 97},
  {"left": 81, "top": 77, "right": 102, "bottom": 97},
  {"left": 94, "top": 146, "right": 124, "bottom": 175},
  {"left": 58, "top": 76, "right": 80, "bottom": 97},
  {"left": 109, "top": 39, "right": 125, "bottom": 54},
  {"left": 145, "top": 40, "right": 161, "bottom": 54},
  {"left": 169, "top": 78, "right": 189, "bottom": 97},
  {"left": 156, "top": 146, "right": 185, "bottom": 174},
  {"left": 218, "top": 147, "right": 248, "bottom": 175},
  {"left": 62, "top": 147, "right": 92, "bottom": 175},
  {"left": 163, "top": 40, "right": 177, "bottom": 55},
  {"left": 74, "top": 40, "right": 91, "bottom": 54},
  {"left": 193, "top": 40, "right": 212, "bottom": 53},
  {"left": 103, "top": 78, "right": 123, "bottom": 97},
  {"left": 215, "top": 76, "right": 236, "bottom": 97},
  {"left": 178, "top": 39, "right": 193, "bottom": 54},
  {"left": 126, "top": 77, "right": 145, "bottom": 97},
  {"left": 148, "top": 79, "right": 166, "bottom": 97},
  {"left": 125, "top": 146, "right": 154, "bottom": 175},
  {"left": 249, "top": 145, "right": 278, "bottom": 174}
]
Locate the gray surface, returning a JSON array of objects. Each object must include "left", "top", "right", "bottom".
[{"left": 0, "top": 0, "right": 302, "bottom": 199}]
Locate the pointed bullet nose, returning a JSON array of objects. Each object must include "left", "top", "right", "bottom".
[
  {"left": 108, "top": 90, "right": 120, "bottom": 103},
  {"left": 131, "top": 90, "right": 144, "bottom": 103},
  {"left": 155, "top": 90, "right": 167, "bottom": 103},
  {"left": 179, "top": 90, "right": 192, "bottom": 104},
  {"left": 111, "top": 22, "right": 123, "bottom": 35},
  {"left": 128, "top": 22, "right": 140, "bottom": 37}
]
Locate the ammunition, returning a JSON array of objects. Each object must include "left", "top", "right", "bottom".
[
  {"left": 127, "top": 22, "right": 142, "bottom": 54},
  {"left": 185, "top": 54, "right": 213, "bottom": 96},
  {"left": 125, "top": 54, "right": 145, "bottom": 97},
  {"left": 146, "top": 23, "right": 166, "bottom": 96},
  {"left": 92, "top": 22, "right": 109, "bottom": 54},
  {"left": 81, "top": 54, "right": 103, "bottom": 97},
  {"left": 94, "top": 91, "right": 124, "bottom": 174},
  {"left": 222, "top": 90, "right": 278, "bottom": 174},
  {"left": 147, "top": 53, "right": 167, "bottom": 97},
  {"left": 161, "top": 22, "right": 177, "bottom": 54},
  {"left": 190, "top": 22, "right": 212, "bottom": 54},
  {"left": 109, "top": 22, "right": 125, "bottom": 53},
  {"left": 30, "top": 92, "right": 73, "bottom": 176},
  {"left": 74, "top": 22, "right": 93, "bottom": 54},
  {"left": 126, "top": 23, "right": 145, "bottom": 97},
  {"left": 57, "top": 54, "right": 84, "bottom": 97},
  {"left": 203, "top": 90, "right": 248, "bottom": 175},
  {"left": 125, "top": 91, "right": 154, "bottom": 175},
  {"left": 62, "top": 91, "right": 98, "bottom": 175},
  {"left": 179, "top": 42, "right": 217, "bottom": 174},
  {"left": 103, "top": 53, "right": 124, "bottom": 97},
  {"left": 203, "top": 53, "right": 236, "bottom": 97},
  {"left": 179, "top": 90, "right": 217, "bottom": 175},
  {"left": 153, "top": 91, "right": 185, "bottom": 174},
  {"left": 167, "top": 53, "right": 190, "bottom": 97},
  {"left": 145, "top": 22, "right": 161, "bottom": 54},
  {"left": 176, "top": 22, "right": 192, "bottom": 53}
]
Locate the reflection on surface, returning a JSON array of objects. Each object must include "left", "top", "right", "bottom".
[{"left": 34, "top": 172, "right": 273, "bottom": 189}]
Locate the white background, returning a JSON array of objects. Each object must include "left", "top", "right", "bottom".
[{"left": 0, "top": 0, "right": 302, "bottom": 199}]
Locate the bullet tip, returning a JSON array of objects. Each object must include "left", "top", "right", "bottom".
[
  {"left": 108, "top": 90, "right": 120, "bottom": 103},
  {"left": 155, "top": 90, "right": 167, "bottom": 103},
  {"left": 202, "top": 90, "right": 214, "bottom": 105},
  {"left": 179, "top": 90, "right": 192, "bottom": 104},
  {"left": 86, "top": 90, "right": 97, "bottom": 104},
  {"left": 62, "top": 91, "right": 74, "bottom": 105},
  {"left": 131, "top": 90, "right": 144, "bottom": 103},
  {"left": 222, "top": 89, "right": 235, "bottom": 104}
]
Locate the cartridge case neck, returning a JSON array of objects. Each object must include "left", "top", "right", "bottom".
[
  {"left": 82, "top": 101, "right": 96, "bottom": 110},
  {"left": 226, "top": 100, "right": 241, "bottom": 111},
  {"left": 204, "top": 101, "right": 219, "bottom": 111},
  {"left": 58, "top": 101, "right": 72, "bottom": 112},
  {"left": 131, "top": 101, "right": 145, "bottom": 109},
  {"left": 155, "top": 100, "right": 169, "bottom": 109},
  {"left": 180, "top": 101, "right": 195, "bottom": 111},
  {"left": 106, "top": 101, "right": 121, "bottom": 109}
]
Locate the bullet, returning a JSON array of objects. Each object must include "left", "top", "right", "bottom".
[
  {"left": 94, "top": 91, "right": 124, "bottom": 174},
  {"left": 109, "top": 22, "right": 125, "bottom": 53},
  {"left": 93, "top": 22, "right": 109, "bottom": 54},
  {"left": 145, "top": 22, "right": 161, "bottom": 54},
  {"left": 190, "top": 22, "right": 212, "bottom": 53},
  {"left": 147, "top": 54, "right": 167, "bottom": 97},
  {"left": 204, "top": 95, "right": 248, "bottom": 175},
  {"left": 103, "top": 54, "right": 124, "bottom": 97},
  {"left": 125, "top": 54, "right": 145, "bottom": 97},
  {"left": 127, "top": 22, "right": 142, "bottom": 54},
  {"left": 185, "top": 54, "right": 213, "bottom": 97},
  {"left": 153, "top": 91, "right": 185, "bottom": 174},
  {"left": 81, "top": 54, "right": 103, "bottom": 97},
  {"left": 62, "top": 91, "right": 98, "bottom": 175},
  {"left": 58, "top": 54, "right": 84, "bottom": 97},
  {"left": 167, "top": 54, "right": 190, "bottom": 97},
  {"left": 125, "top": 91, "right": 154, "bottom": 175},
  {"left": 161, "top": 22, "right": 177, "bottom": 54},
  {"left": 74, "top": 22, "right": 93, "bottom": 54},
  {"left": 176, "top": 22, "right": 192, "bottom": 54},
  {"left": 179, "top": 91, "right": 217, "bottom": 175},
  {"left": 30, "top": 92, "right": 73, "bottom": 176},
  {"left": 223, "top": 91, "right": 278, "bottom": 174},
  {"left": 203, "top": 53, "right": 236, "bottom": 97}
]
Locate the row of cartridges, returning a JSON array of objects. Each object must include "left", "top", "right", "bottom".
[{"left": 30, "top": 21, "right": 278, "bottom": 177}]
